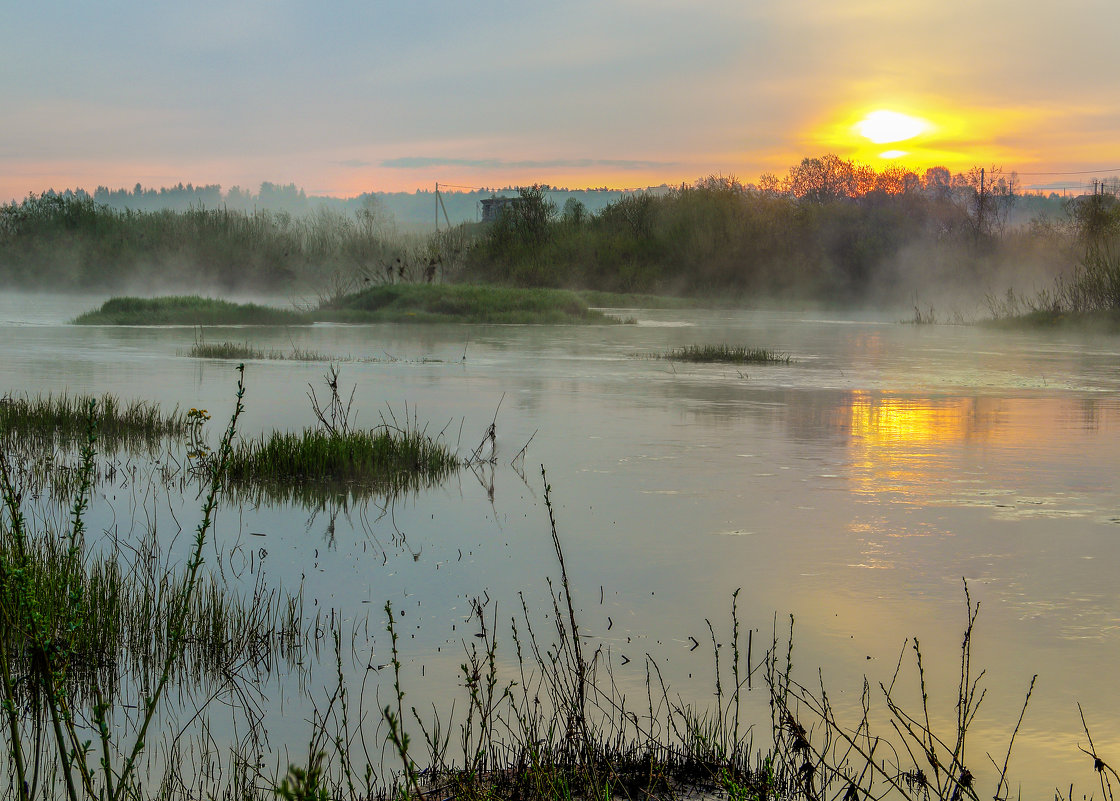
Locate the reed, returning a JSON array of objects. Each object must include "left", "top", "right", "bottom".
[
  {"left": 0, "top": 451, "right": 1066, "bottom": 801},
  {"left": 184, "top": 341, "right": 337, "bottom": 361},
  {"left": 0, "top": 391, "right": 188, "bottom": 448},
  {"left": 224, "top": 426, "right": 458, "bottom": 494},
  {"left": 0, "top": 368, "right": 250, "bottom": 801},
  {"left": 658, "top": 344, "right": 792, "bottom": 364}
]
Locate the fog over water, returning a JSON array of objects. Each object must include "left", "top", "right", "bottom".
[{"left": 2, "top": 293, "right": 1119, "bottom": 792}]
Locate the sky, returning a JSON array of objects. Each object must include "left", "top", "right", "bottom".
[{"left": 3, "top": 0, "right": 1120, "bottom": 202}]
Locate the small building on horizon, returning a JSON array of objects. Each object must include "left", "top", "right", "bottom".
[{"left": 480, "top": 195, "right": 520, "bottom": 223}]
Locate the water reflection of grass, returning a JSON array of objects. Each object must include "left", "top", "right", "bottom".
[
  {"left": 223, "top": 467, "right": 445, "bottom": 511},
  {"left": 0, "top": 528, "right": 305, "bottom": 703}
]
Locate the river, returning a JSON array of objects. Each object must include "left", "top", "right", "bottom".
[{"left": 2, "top": 292, "right": 1118, "bottom": 795}]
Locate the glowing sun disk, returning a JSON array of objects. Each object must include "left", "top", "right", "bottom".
[{"left": 856, "top": 110, "right": 928, "bottom": 144}]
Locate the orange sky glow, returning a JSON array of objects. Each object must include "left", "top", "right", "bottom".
[{"left": 3, "top": 2, "right": 1119, "bottom": 201}]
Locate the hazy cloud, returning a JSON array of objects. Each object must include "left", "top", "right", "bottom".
[
  {"left": 2, "top": 0, "right": 1119, "bottom": 200},
  {"left": 382, "top": 157, "right": 678, "bottom": 171}
]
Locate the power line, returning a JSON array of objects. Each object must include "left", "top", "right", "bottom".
[
  {"left": 1014, "top": 167, "right": 1120, "bottom": 176},
  {"left": 433, "top": 182, "right": 654, "bottom": 193}
]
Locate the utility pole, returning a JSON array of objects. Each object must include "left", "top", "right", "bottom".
[
  {"left": 434, "top": 182, "right": 451, "bottom": 231},
  {"left": 976, "top": 167, "right": 985, "bottom": 240}
]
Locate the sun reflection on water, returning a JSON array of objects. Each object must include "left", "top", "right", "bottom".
[{"left": 846, "top": 390, "right": 982, "bottom": 500}]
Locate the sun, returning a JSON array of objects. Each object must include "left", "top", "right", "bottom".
[{"left": 855, "top": 110, "right": 929, "bottom": 145}]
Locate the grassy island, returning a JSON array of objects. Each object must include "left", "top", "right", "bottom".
[
  {"left": 72, "top": 285, "right": 634, "bottom": 326},
  {"left": 316, "top": 283, "right": 625, "bottom": 324},
  {"left": 72, "top": 295, "right": 313, "bottom": 325}
]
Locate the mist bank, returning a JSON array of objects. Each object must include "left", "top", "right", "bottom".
[{"left": 2, "top": 156, "right": 1115, "bottom": 313}]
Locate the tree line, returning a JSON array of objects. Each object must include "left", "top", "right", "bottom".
[
  {"left": 462, "top": 158, "right": 1105, "bottom": 307},
  {"left": 2, "top": 155, "right": 1113, "bottom": 307}
]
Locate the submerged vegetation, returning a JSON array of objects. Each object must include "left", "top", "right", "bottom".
[
  {"left": 72, "top": 295, "right": 311, "bottom": 326},
  {"left": 658, "top": 344, "right": 792, "bottom": 364}
]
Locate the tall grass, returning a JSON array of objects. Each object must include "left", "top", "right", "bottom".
[
  {"left": 224, "top": 426, "right": 459, "bottom": 494},
  {"left": 184, "top": 341, "right": 336, "bottom": 361},
  {"left": 0, "top": 392, "right": 188, "bottom": 448},
  {"left": 1, "top": 420, "right": 1090, "bottom": 801},
  {"left": 0, "top": 368, "right": 247, "bottom": 801}
]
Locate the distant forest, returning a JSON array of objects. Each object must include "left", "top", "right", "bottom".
[
  {"left": 2, "top": 155, "right": 1117, "bottom": 311},
  {"left": 22, "top": 170, "right": 1080, "bottom": 233},
  {"left": 77, "top": 182, "right": 633, "bottom": 231}
]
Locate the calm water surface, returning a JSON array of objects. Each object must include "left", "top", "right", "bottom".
[{"left": 2, "top": 292, "right": 1119, "bottom": 792}]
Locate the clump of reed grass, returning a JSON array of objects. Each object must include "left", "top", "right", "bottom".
[
  {"left": 224, "top": 426, "right": 458, "bottom": 494},
  {"left": 184, "top": 341, "right": 336, "bottom": 361},
  {"left": 223, "top": 366, "right": 458, "bottom": 496},
  {"left": 73, "top": 295, "right": 313, "bottom": 326},
  {"left": 185, "top": 341, "right": 270, "bottom": 359},
  {"left": 0, "top": 391, "right": 188, "bottom": 448},
  {"left": 658, "top": 344, "right": 792, "bottom": 364}
]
